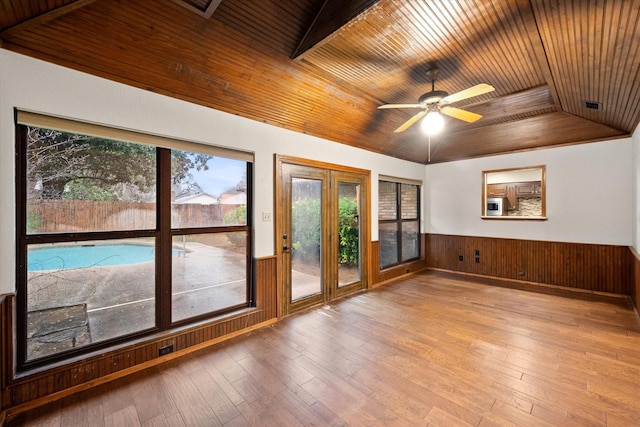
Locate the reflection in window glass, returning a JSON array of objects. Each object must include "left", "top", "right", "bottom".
[
  {"left": 171, "top": 151, "right": 247, "bottom": 228},
  {"left": 401, "top": 221, "right": 419, "bottom": 261},
  {"left": 379, "top": 223, "right": 399, "bottom": 267},
  {"left": 25, "top": 127, "right": 156, "bottom": 234},
  {"left": 172, "top": 233, "right": 248, "bottom": 322},
  {"left": 26, "top": 239, "right": 156, "bottom": 361}
]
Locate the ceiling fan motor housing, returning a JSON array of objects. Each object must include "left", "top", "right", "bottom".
[{"left": 419, "top": 90, "right": 448, "bottom": 105}]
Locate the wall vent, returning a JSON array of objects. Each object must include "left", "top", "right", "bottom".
[{"left": 583, "top": 100, "right": 602, "bottom": 110}]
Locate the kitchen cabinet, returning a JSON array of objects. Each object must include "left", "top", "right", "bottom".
[
  {"left": 487, "top": 183, "right": 516, "bottom": 209},
  {"left": 483, "top": 166, "right": 545, "bottom": 219},
  {"left": 487, "top": 181, "right": 542, "bottom": 210},
  {"left": 516, "top": 181, "right": 541, "bottom": 197},
  {"left": 486, "top": 183, "right": 507, "bottom": 198}
]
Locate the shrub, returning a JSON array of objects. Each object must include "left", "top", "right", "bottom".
[
  {"left": 223, "top": 205, "right": 247, "bottom": 246},
  {"left": 338, "top": 196, "right": 359, "bottom": 266},
  {"left": 223, "top": 205, "right": 246, "bottom": 225},
  {"left": 290, "top": 196, "right": 359, "bottom": 266},
  {"left": 27, "top": 211, "right": 43, "bottom": 234},
  {"left": 291, "top": 198, "right": 321, "bottom": 263}
]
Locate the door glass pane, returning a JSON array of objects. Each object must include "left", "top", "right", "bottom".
[
  {"left": 26, "top": 238, "right": 156, "bottom": 361},
  {"left": 379, "top": 223, "right": 398, "bottom": 268},
  {"left": 401, "top": 221, "right": 420, "bottom": 261},
  {"left": 172, "top": 233, "right": 247, "bottom": 322},
  {"left": 291, "top": 178, "right": 322, "bottom": 301},
  {"left": 338, "top": 182, "right": 360, "bottom": 287},
  {"left": 26, "top": 127, "right": 156, "bottom": 234},
  {"left": 171, "top": 152, "right": 247, "bottom": 228}
]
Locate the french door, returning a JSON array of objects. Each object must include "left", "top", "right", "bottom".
[{"left": 276, "top": 157, "right": 368, "bottom": 316}]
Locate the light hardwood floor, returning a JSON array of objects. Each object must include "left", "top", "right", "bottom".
[{"left": 6, "top": 271, "right": 640, "bottom": 426}]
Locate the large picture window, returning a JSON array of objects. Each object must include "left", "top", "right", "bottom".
[
  {"left": 378, "top": 179, "right": 421, "bottom": 269},
  {"left": 16, "top": 112, "right": 252, "bottom": 368}
]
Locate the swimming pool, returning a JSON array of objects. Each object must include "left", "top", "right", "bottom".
[{"left": 28, "top": 244, "right": 181, "bottom": 272}]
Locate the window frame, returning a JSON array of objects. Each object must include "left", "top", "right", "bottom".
[
  {"left": 15, "top": 113, "right": 253, "bottom": 370},
  {"left": 378, "top": 179, "right": 421, "bottom": 270}
]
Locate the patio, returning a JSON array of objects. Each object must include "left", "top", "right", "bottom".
[{"left": 26, "top": 240, "right": 247, "bottom": 361}]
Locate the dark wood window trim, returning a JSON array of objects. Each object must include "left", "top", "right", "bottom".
[
  {"left": 15, "top": 117, "right": 253, "bottom": 371},
  {"left": 379, "top": 180, "right": 421, "bottom": 270}
]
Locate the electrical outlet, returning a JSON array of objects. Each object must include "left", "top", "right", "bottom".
[
  {"left": 475, "top": 257, "right": 480, "bottom": 263},
  {"left": 262, "top": 212, "right": 272, "bottom": 222},
  {"left": 474, "top": 249, "right": 480, "bottom": 256},
  {"left": 159, "top": 345, "right": 173, "bottom": 356},
  {"left": 458, "top": 255, "right": 464, "bottom": 261}
]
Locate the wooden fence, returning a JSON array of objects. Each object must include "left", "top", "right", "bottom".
[{"left": 27, "top": 200, "right": 243, "bottom": 232}]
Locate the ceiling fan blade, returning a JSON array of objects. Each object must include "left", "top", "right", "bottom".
[
  {"left": 394, "top": 110, "right": 427, "bottom": 132},
  {"left": 442, "top": 83, "right": 495, "bottom": 104},
  {"left": 441, "top": 106, "right": 482, "bottom": 123},
  {"left": 378, "top": 103, "right": 423, "bottom": 109}
]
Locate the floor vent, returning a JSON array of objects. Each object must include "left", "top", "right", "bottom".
[{"left": 583, "top": 100, "right": 602, "bottom": 110}]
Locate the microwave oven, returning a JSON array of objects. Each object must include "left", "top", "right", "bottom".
[{"left": 486, "top": 197, "right": 506, "bottom": 216}]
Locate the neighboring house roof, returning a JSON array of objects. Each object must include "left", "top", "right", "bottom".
[
  {"left": 219, "top": 192, "right": 246, "bottom": 205},
  {"left": 174, "top": 192, "right": 219, "bottom": 205}
]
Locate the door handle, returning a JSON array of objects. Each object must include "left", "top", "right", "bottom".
[{"left": 283, "top": 245, "right": 290, "bottom": 253}]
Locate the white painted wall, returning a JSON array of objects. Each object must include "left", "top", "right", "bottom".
[
  {"left": 425, "top": 138, "right": 633, "bottom": 245},
  {"left": 2, "top": 49, "right": 636, "bottom": 296},
  {"left": 0, "top": 49, "right": 425, "bottom": 294},
  {"left": 632, "top": 124, "right": 640, "bottom": 250}
]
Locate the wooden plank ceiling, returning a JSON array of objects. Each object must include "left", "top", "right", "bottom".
[{"left": 1, "top": 0, "right": 638, "bottom": 164}]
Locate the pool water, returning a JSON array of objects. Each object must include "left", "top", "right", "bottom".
[{"left": 28, "top": 244, "right": 180, "bottom": 272}]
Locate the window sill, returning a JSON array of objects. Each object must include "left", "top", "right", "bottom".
[{"left": 481, "top": 216, "right": 547, "bottom": 221}]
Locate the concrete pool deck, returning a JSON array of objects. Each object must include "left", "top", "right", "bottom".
[
  {"left": 26, "top": 240, "right": 359, "bottom": 361},
  {"left": 26, "top": 241, "right": 247, "bottom": 360}
]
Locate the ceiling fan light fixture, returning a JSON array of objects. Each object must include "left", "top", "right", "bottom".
[
  {"left": 421, "top": 111, "right": 444, "bottom": 135},
  {"left": 378, "top": 70, "right": 493, "bottom": 133}
]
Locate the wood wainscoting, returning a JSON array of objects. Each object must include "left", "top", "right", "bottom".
[
  {"left": 631, "top": 248, "right": 640, "bottom": 313},
  {"left": 425, "top": 234, "right": 631, "bottom": 295},
  {"left": 1, "top": 256, "right": 277, "bottom": 415},
  {"left": 370, "top": 235, "right": 429, "bottom": 287}
]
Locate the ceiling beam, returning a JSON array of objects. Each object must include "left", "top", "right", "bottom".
[
  {"left": 292, "top": 0, "right": 380, "bottom": 59},
  {"left": 171, "top": 0, "right": 222, "bottom": 19},
  {"left": 519, "top": 0, "right": 563, "bottom": 111},
  {"left": 0, "top": 0, "right": 98, "bottom": 38}
]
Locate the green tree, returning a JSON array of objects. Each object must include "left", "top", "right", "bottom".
[
  {"left": 27, "top": 127, "right": 210, "bottom": 200},
  {"left": 170, "top": 150, "right": 212, "bottom": 185}
]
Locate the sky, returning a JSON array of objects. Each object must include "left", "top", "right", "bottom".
[{"left": 188, "top": 156, "right": 246, "bottom": 196}]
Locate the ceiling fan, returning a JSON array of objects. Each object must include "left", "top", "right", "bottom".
[{"left": 378, "top": 69, "right": 495, "bottom": 133}]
